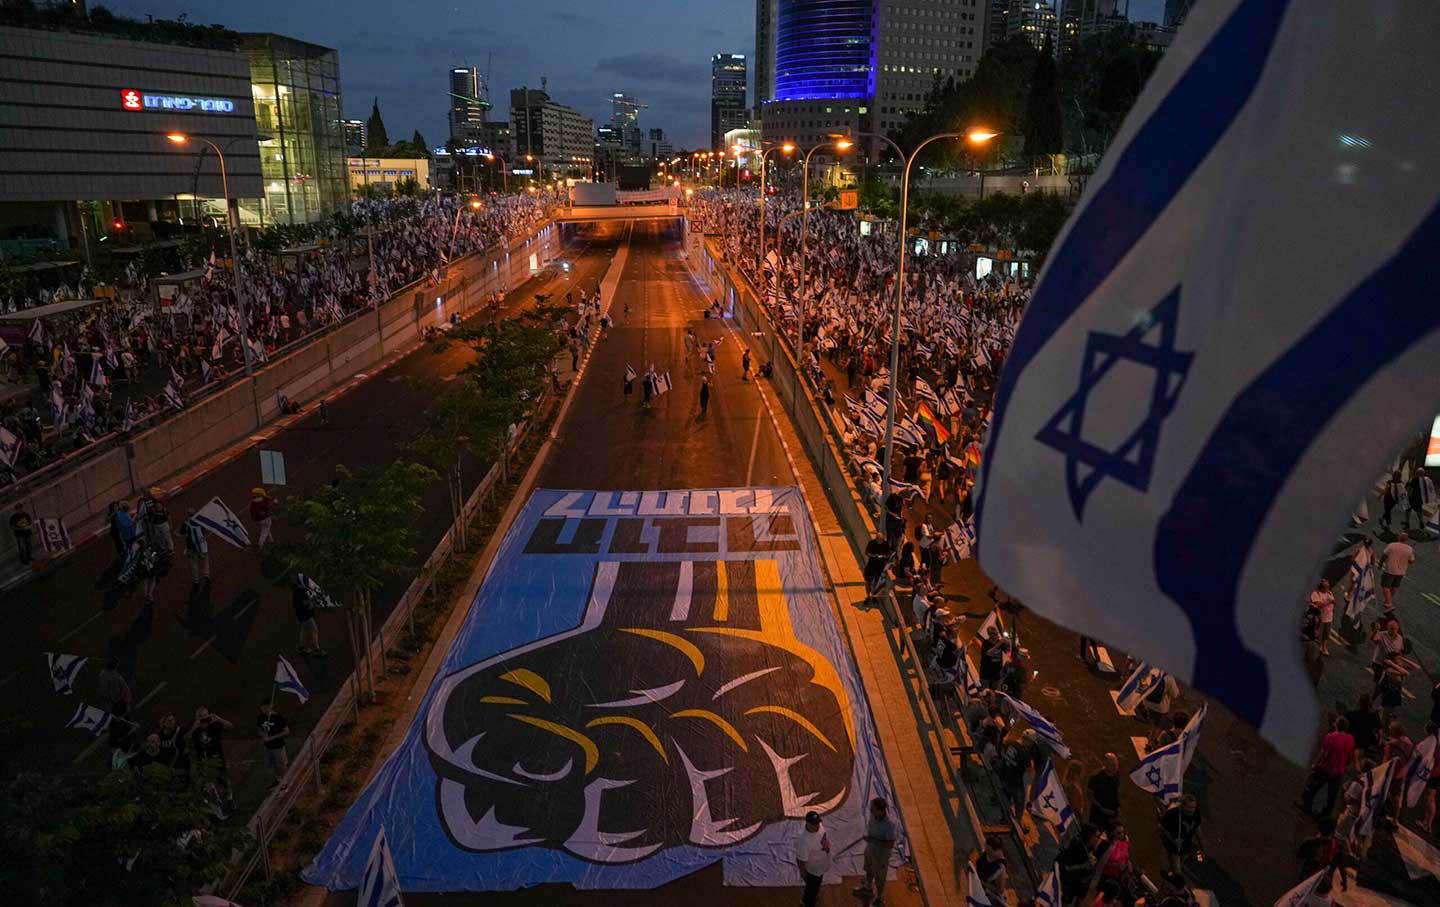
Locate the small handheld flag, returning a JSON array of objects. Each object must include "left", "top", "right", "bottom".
[
  {"left": 1034, "top": 863, "right": 1063, "bottom": 907},
  {"left": 654, "top": 372, "right": 672, "bottom": 395},
  {"left": 1115, "top": 661, "right": 1167, "bottom": 714},
  {"left": 1272, "top": 870, "right": 1325, "bottom": 907},
  {"left": 66, "top": 702, "right": 113, "bottom": 737},
  {"left": 297, "top": 573, "right": 342, "bottom": 609},
  {"left": 1355, "top": 758, "right": 1396, "bottom": 839},
  {"left": 1130, "top": 704, "right": 1207, "bottom": 802},
  {"left": 360, "top": 826, "right": 404, "bottom": 907},
  {"left": 193, "top": 496, "right": 251, "bottom": 548},
  {"left": 274, "top": 654, "right": 310, "bottom": 704},
  {"left": 624, "top": 364, "right": 637, "bottom": 383},
  {"left": 46, "top": 652, "right": 87, "bottom": 695},
  {"left": 1403, "top": 731, "right": 1438, "bottom": 809},
  {"left": 1029, "top": 759, "right": 1074, "bottom": 834},
  {"left": 998, "top": 691, "right": 1071, "bottom": 759}
]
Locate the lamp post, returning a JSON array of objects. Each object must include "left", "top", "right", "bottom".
[
  {"left": 165, "top": 131, "right": 255, "bottom": 380},
  {"left": 877, "top": 127, "right": 997, "bottom": 537},
  {"left": 483, "top": 151, "right": 509, "bottom": 193},
  {"left": 449, "top": 196, "right": 483, "bottom": 258},
  {"left": 797, "top": 139, "right": 852, "bottom": 352},
  {"left": 758, "top": 142, "right": 796, "bottom": 280}
]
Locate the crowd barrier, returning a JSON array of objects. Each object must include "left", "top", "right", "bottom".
[{"left": 1, "top": 219, "right": 563, "bottom": 577}]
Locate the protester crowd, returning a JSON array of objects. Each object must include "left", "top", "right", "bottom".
[
  {"left": 0, "top": 191, "right": 558, "bottom": 488},
  {"left": 695, "top": 187, "right": 1440, "bottom": 905}
]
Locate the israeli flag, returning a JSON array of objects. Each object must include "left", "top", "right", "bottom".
[
  {"left": 1115, "top": 661, "right": 1167, "bottom": 713},
  {"left": 298, "top": 573, "right": 342, "bottom": 609},
  {"left": 274, "top": 654, "right": 310, "bottom": 704},
  {"left": 973, "top": 0, "right": 1440, "bottom": 762},
  {"left": 853, "top": 454, "right": 883, "bottom": 476},
  {"left": 46, "top": 652, "right": 87, "bottom": 695},
  {"left": 997, "top": 691, "right": 1070, "bottom": 759},
  {"left": 654, "top": 372, "right": 672, "bottom": 396},
  {"left": 66, "top": 702, "right": 112, "bottom": 737},
  {"left": 193, "top": 496, "right": 251, "bottom": 548},
  {"left": 1034, "top": 863, "right": 1063, "bottom": 907},
  {"left": 941, "top": 522, "right": 972, "bottom": 562},
  {"left": 163, "top": 381, "right": 184, "bottom": 411},
  {"left": 974, "top": 608, "right": 1002, "bottom": 641},
  {"left": 1356, "top": 758, "right": 1396, "bottom": 839},
  {"left": 359, "top": 826, "right": 404, "bottom": 907},
  {"left": 1029, "top": 759, "right": 1074, "bottom": 834},
  {"left": 1393, "top": 824, "right": 1440, "bottom": 882},
  {"left": 1130, "top": 704, "right": 1207, "bottom": 802},
  {"left": 1272, "top": 870, "right": 1325, "bottom": 907},
  {"left": 914, "top": 377, "right": 941, "bottom": 407},
  {"left": 965, "top": 862, "right": 995, "bottom": 907},
  {"left": 1403, "top": 732, "right": 1438, "bottom": 809},
  {"left": 0, "top": 425, "right": 20, "bottom": 469},
  {"left": 1344, "top": 555, "right": 1376, "bottom": 624}
]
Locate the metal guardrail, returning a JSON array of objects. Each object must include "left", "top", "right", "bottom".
[
  {"left": 697, "top": 233, "right": 1041, "bottom": 894},
  {"left": 223, "top": 389, "right": 554, "bottom": 900}
]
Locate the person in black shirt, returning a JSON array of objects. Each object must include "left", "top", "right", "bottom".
[
  {"left": 1344, "top": 693, "right": 1383, "bottom": 755},
  {"left": 156, "top": 711, "right": 189, "bottom": 776},
  {"left": 293, "top": 577, "right": 328, "bottom": 657},
  {"left": 862, "top": 533, "right": 893, "bottom": 603},
  {"left": 191, "top": 706, "right": 233, "bottom": 774},
  {"left": 257, "top": 701, "right": 290, "bottom": 785},
  {"left": 130, "top": 733, "right": 163, "bottom": 772},
  {"left": 1159, "top": 794, "right": 1204, "bottom": 872},
  {"left": 1088, "top": 754, "right": 1122, "bottom": 830},
  {"left": 1058, "top": 824, "right": 1103, "bottom": 903},
  {"left": 884, "top": 492, "right": 905, "bottom": 543},
  {"left": 10, "top": 503, "right": 34, "bottom": 566}
]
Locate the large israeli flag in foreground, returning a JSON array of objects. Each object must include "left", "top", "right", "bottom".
[{"left": 975, "top": 0, "right": 1440, "bottom": 762}]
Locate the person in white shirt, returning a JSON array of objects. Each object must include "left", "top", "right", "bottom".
[
  {"left": 1380, "top": 533, "right": 1416, "bottom": 609},
  {"left": 1310, "top": 578, "right": 1337, "bottom": 655},
  {"left": 793, "top": 810, "right": 832, "bottom": 907}
]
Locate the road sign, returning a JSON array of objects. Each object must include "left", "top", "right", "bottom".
[
  {"left": 259, "top": 449, "right": 287, "bottom": 486},
  {"left": 838, "top": 190, "right": 859, "bottom": 211}
]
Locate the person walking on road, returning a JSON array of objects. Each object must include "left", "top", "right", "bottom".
[
  {"left": 97, "top": 657, "right": 131, "bottom": 718},
  {"left": 137, "top": 487, "right": 174, "bottom": 556},
  {"left": 642, "top": 369, "right": 655, "bottom": 408},
  {"left": 742, "top": 348, "right": 752, "bottom": 381},
  {"left": 1159, "top": 794, "right": 1204, "bottom": 872},
  {"left": 793, "top": 809, "right": 832, "bottom": 907},
  {"left": 293, "top": 575, "right": 328, "bottom": 657},
  {"left": 319, "top": 397, "right": 330, "bottom": 426},
  {"left": 181, "top": 508, "right": 210, "bottom": 585},
  {"left": 250, "top": 488, "right": 275, "bottom": 548},
  {"left": 854, "top": 797, "right": 899, "bottom": 906},
  {"left": 257, "top": 700, "right": 291, "bottom": 785},
  {"left": 1380, "top": 533, "right": 1415, "bottom": 610},
  {"left": 699, "top": 376, "right": 710, "bottom": 415},
  {"left": 1382, "top": 472, "right": 1407, "bottom": 531},
  {"left": 9, "top": 502, "right": 33, "bottom": 566},
  {"left": 1088, "top": 753, "right": 1122, "bottom": 830}
]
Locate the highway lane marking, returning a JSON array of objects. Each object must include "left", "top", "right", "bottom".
[
  {"left": 189, "top": 599, "right": 257, "bottom": 660},
  {"left": 74, "top": 681, "right": 168, "bottom": 765},
  {"left": 1424, "top": 592, "right": 1440, "bottom": 607},
  {"left": 59, "top": 609, "right": 107, "bottom": 645},
  {"left": 745, "top": 387, "right": 764, "bottom": 485}
]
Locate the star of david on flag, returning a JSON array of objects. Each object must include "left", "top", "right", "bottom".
[
  {"left": 359, "top": 826, "right": 404, "bottom": 907},
  {"left": 193, "top": 496, "right": 251, "bottom": 549},
  {"left": 1035, "top": 864, "right": 1063, "bottom": 907},
  {"left": 46, "top": 652, "right": 87, "bottom": 695},
  {"left": 1115, "top": 661, "right": 1166, "bottom": 713},
  {"left": 1130, "top": 704, "right": 1207, "bottom": 802},
  {"left": 1356, "top": 758, "right": 1396, "bottom": 839},
  {"left": 274, "top": 654, "right": 310, "bottom": 704},
  {"left": 974, "top": 0, "right": 1440, "bottom": 763},
  {"left": 998, "top": 692, "right": 1070, "bottom": 759},
  {"left": 1403, "top": 732, "right": 1438, "bottom": 809},
  {"left": 1029, "top": 759, "right": 1073, "bottom": 834}
]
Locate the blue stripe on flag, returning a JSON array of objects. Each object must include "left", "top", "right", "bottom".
[
  {"left": 976, "top": 0, "right": 1292, "bottom": 537},
  {"left": 1154, "top": 202, "right": 1440, "bottom": 726}
]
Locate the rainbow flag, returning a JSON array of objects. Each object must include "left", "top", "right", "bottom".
[
  {"left": 963, "top": 441, "right": 983, "bottom": 471},
  {"left": 915, "top": 402, "right": 951, "bottom": 444}
]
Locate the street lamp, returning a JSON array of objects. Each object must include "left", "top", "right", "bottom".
[
  {"left": 758, "top": 142, "right": 795, "bottom": 280},
  {"left": 482, "top": 151, "right": 508, "bottom": 193},
  {"left": 165, "top": 131, "right": 255, "bottom": 379},
  {"left": 798, "top": 138, "right": 852, "bottom": 351},
  {"left": 449, "top": 196, "right": 483, "bottom": 258},
  {"left": 877, "top": 127, "right": 996, "bottom": 536}
]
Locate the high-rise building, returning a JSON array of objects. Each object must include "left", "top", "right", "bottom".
[
  {"left": 1058, "top": 0, "right": 1127, "bottom": 57},
  {"left": 342, "top": 118, "right": 367, "bottom": 154},
  {"left": 1011, "top": 0, "right": 1058, "bottom": 51},
  {"left": 711, "top": 53, "right": 747, "bottom": 150},
  {"left": 1164, "top": 0, "right": 1196, "bottom": 28},
  {"left": 762, "top": 0, "right": 987, "bottom": 156},
  {"left": 753, "top": 0, "right": 778, "bottom": 114},
  {"left": 448, "top": 65, "right": 489, "bottom": 144},
  {"left": 509, "top": 87, "right": 593, "bottom": 178}
]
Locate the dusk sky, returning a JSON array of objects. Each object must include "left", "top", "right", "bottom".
[{"left": 105, "top": 0, "right": 1167, "bottom": 149}]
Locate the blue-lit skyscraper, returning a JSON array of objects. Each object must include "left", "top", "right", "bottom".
[{"left": 773, "top": 0, "right": 874, "bottom": 101}]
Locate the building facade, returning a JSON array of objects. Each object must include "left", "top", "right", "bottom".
[
  {"left": 760, "top": 0, "right": 988, "bottom": 158},
  {"left": 0, "top": 23, "right": 264, "bottom": 250},
  {"left": 1164, "top": 0, "right": 1196, "bottom": 28},
  {"left": 448, "top": 66, "right": 490, "bottom": 145},
  {"left": 342, "top": 118, "right": 367, "bottom": 154},
  {"left": 753, "top": 0, "right": 778, "bottom": 116},
  {"left": 509, "top": 87, "right": 593, "bottom": 179},
  {"left": 348, "top": 157, "right": 430, "bottom": 194},
  {"left": 711, "top": 53, "right": 747, "bottom": 150},
  {"left": 244, "top": 33, "right": 348, "bottom": 224}
]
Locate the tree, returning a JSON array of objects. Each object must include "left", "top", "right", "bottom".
[
  {"left": 283, "top": 459, "right": 436, "bottom": 703},
  {"left": 1023, "top": 36, "right": 1063, "bottom": 160},
  {"left": 364, "top": 97, "right": 389, "bottom": 153},
  {"left": 1059, "top": 27, "right": 1163, "bottom": 154},
  {"left": 0, "top": 766, "right": 251, "bottom": 905},
  {"left": 411, "top": 130, "right": 429, "bottom": 154}
]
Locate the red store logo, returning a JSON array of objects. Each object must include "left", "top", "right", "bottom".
[{"left": 120, "top": 89, "right": 142, "bottom": 111}]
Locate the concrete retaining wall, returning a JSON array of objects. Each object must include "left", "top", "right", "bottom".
[{"left": 2, "top": 220, "right": 563, "bottom": 576}]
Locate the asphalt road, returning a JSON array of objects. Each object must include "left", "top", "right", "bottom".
[
  {"left": 0, "top": 221, "right": 622, "bottom": 812},
  {"left": 347, "top": 219, "right": 924, "bottom": 907}
]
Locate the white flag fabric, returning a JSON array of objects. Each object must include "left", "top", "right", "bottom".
[
  {"left": 941, "top": 522, "right": 972, "bottom": 563},
  {"left": 1272, "top": 870, "right": 1324, "bottom": 907},
  {"left": 66, "top": 702, "right": 112, "bottom": 736},
  {"left": 1393, "top": 824, "right": 1440, "bottom": 881},
  {"left": 1355, "top": 758, "right": 1395, "bottom": 839},
  {"left": 998, "top": 691, "right": 1070, "bottom": 759},
  {"left": 359, "top": 826, "right": 404, "bottom": 907},
  {"left": 1029, "top": 759, "right": 1074, "bottom": 834},
  {"left": 1034, "top": 863, "right": 1063, "bottom": 907},
  {"left": 973, "top": 0, "right": 1440, "bottom": 762},
  {"left": 973, "top": 609, "right": 1001, "bottom": 642},
  {"left": 298, "top": 572, "right": 342, "bottom": 609},
  {"left": 46, "top": 652, "right": 87, "bottom": 695},
  {"left": 654, "top": 371, "right": 672, "bottom": 395},
  {"left": 274, "top": 654, "right": 310, "bottom": 704},
  {"left": 193, "top": 496, "right": 251, "bottom": 548},
  {"left": 1345, "top": 554, "right": 1377, "bottom": 624},
  {"left": 1130, "top": 704, "right": 1207, "bottom": 802},
  {"left": 1115, "top": 661, "right": 1167, "bottom": 713},
  {"left": 37, "top": 517, "right": 72, "bottom": 556},
  {"left": 624, "top": 364, "right": 636, "bottom": 383},
  {"left": 0, "top": 425, "right": 19, "bottom": 468},
  {"left": 1402, "top": 732, "right": 1438, "bottom": 808},
  {"left": 965, "top": 862, "right": 995, "bottom": 907}
]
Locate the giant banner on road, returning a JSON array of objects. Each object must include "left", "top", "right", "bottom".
[{"left": 305, "top": 487, "right": 898, "bottom": 892}]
